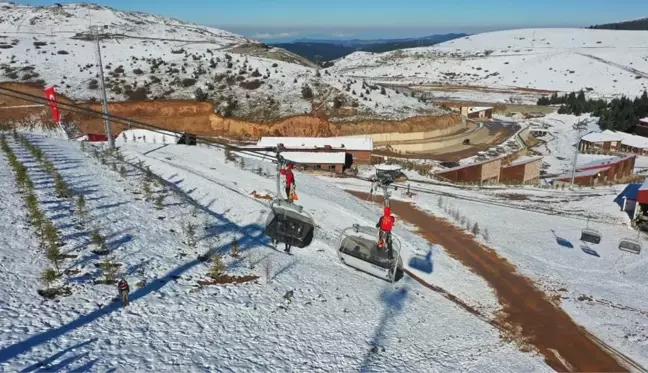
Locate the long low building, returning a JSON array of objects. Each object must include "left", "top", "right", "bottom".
[
  {"left": 552, "top": 155, "right": 636, "bottom": 186},
  {"left": 434, "top": 157, "right": 502, "bottom": 184},
  {"left": 256, "top": 137, "right": 373, "bottom": 165},
  {"left": 500, "top": 156, "right": 543, "bottom": 184},
  {"left": 580, "top": 130, "right": 648, "bottom": 155},
  {"left": 254, "top": 151, "right": 347, "bottom": 173}
]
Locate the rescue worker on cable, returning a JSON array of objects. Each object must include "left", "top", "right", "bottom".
[
  {"left": 376, "top": 206, "right": 396, "bottom": 256},
  {"left": 280, "top": 163, "right": 297, "bottom": 202}
]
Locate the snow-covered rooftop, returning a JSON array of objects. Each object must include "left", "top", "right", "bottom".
[
  {"left": 577, "top": 155, "right": 634, "bottom": 170},
  {"left": 257, "top": 137, "right": 373, "bottom": 151},
  {"left": 468, "top": 106, "right": 494, "bottom": 114},
  {"left": 581, "top": 132, "right": 623, "bottom": 143},
  {"left": 255, "top": 151, "right": 346, "bottom": 164},
  {"left": 555, "top": 167, "right": 610, "bottom": 180},
  {"left": 581, "top": 130, "right": 648, "bottom": 149},
  {"left": 436, "top": 156, "right": 503, "bottom": 174},
  {"left": 375, "top": 164, "right": 403, "bottom": 171},
  {"left": 639, "top": 117, "right": 648, "bottom": 124},
  {"left": 504, "top": 156, "right": 543, "bottom": 168}
]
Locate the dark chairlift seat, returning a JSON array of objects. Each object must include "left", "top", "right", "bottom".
[
  {"left": 580, "top": 228, "right": 602, "bottom": 245},
  {"left": 618, "top": 238, "right": 642, "bottom": 255},
  {"left": 265, "top": 199, "right": 315, "bottom": 248},
  {"left": 177, "top": 132, "right": 197, "bottom": 145}
]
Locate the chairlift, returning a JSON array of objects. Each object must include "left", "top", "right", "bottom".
[
  {"left": 618, "top": 229, "right": 642, "bottom": 254},
  {"left": 337, "top": 224, "right": 403, "bottom": 282},
  {"left": 264, "top": 151, "right": 315, "bottom": 249},
  {"left": 580, "top": 219, "right": 602, "bottom": 245},
  {"left": 265, "top": 199, "right": 315, "bottom": 248},
  {"left": 374, "top": 164, "right": 403, "bottom": 186}
]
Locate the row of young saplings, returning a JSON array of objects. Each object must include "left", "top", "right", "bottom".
[
  {"left": 438, "top": 197, "right": 490, "bottom": 242},
  {"left": 85, "top": 144, "right": 256, "bottom": 285},
  {"left": 1, "top": 134, "right": 68, "bottom": 297},
  {"left": 9, "top": 132, "right": 117, "bottom": 295}
]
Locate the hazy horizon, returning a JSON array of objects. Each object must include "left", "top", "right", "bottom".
[
  {"left": 217, "top": 24, "right": 588, "bottom": 43},
  {"left": 15, "top": 0, "right": 648, "bottom": 42}
]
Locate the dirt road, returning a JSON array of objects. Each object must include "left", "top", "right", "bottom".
[{"left": 347, "top": 191, "right": 628, "bottom": 373}]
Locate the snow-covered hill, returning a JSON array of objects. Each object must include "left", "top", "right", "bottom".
[
  {"left": 0, "top": 131, "right": 552, "bottom": 372},
  {"left": 329, "top": 28, "right": 648, "bottom": 98},
  {"left": 0, "top": 3, "right": 434, "bottom": 120}
]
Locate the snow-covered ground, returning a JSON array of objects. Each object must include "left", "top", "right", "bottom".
[
  {"left": 0, "top": 132, "right": 554, "bottom": 372},
  {"left": 335, "top": 173, "right": 648, "bottom": 368},
  {"left": 0, "top": 3, "right": 431, "bottom": 120},
  {"left": 329, "top": 28, "right": 648, "bottom": 100}
]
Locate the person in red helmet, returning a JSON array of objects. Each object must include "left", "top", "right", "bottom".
[
  {"left": 376, "top": 206, "right": 396, "bottom": 254},
  {"left": 280, "top": 163, "right": 296, "bottom": 201}
]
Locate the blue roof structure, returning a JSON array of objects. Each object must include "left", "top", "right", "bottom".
[{"left": 614, "top": 183, "right": 641, "bottom": 209}]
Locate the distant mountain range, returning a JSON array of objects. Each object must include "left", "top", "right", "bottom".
[
  {"left": 271, "top": 33, "right": 469, "bottom": 62},
  {"left": 588, "top": 17, "right": 648, "bottom": 30}
]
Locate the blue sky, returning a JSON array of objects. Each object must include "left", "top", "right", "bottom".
[{"left": 18, "top": 0, "right": 648, "bottom": 41}]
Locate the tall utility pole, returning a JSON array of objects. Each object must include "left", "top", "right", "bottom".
[
  {"left": 569, "top": 119, "right": 587, "bottom": 189},
  {"left": 91, "top": 25, "right": 114, "bottom": 149}
]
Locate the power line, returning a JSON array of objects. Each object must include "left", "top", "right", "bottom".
[
  {"left": 0, "top": 86, "right": 632, "bottom": 229},
  {"left": 0, "top": 86, "right": 322, "bottom": 167}
]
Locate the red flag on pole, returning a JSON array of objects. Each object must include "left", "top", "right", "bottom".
[{"left": 43, "top": 86, "right": 61, "bottom": 125}]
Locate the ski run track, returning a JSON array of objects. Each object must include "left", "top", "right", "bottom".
[{"left": 0, "top": 132, "right": 647, "bottom": 372}]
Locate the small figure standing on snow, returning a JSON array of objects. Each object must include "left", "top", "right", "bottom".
[
  {"left": 117, "top": 278, "right": 130, "bottom": 306},
  {"left": 280, "top": 163, "right": 297, "bottom": 202},
  {"left": 376, "top": 206, "right": 396, "bottom": 257}
]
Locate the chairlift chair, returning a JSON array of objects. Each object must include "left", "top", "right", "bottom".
[
  {"left": 265, "top": 199, "right": 315, "bottom": 249},
  {"left": 264, "top": 153, "right": 315, "bottom": 249},
  {"left": 374, "top": 164, "right": 403, "bottom": 186},
  {"left": 337, "top": 224, "right": 403, "bottom": 282},
  {"left": 618, "top": 238, "right": 642, "bottom": 254},
  {"left": 580, "top": 218, "right": 602, "bottom": 244},
  {"left": 618, "top": 228, "right": 642, "bottom": 255},
  {"left": 580, "top": 228, "right": 602, "bottom": 245}
]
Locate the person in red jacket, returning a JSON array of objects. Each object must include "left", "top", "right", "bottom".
[
  {"left": 280, "top": 163, "right": 296, "bottom": 201},
  {"left": 376, "top": 206, "right": 396, "bottom": 252},
  {"left": 117, "top": 278, "right": 130, "bottom": 306}
]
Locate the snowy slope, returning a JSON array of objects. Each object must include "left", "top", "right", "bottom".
[
  {"left": 336, "top": 175, "right": 648, "bottom": 368},
  {"left": 329, "top": 28, "right": 648, "bottom": 98},
  {"left": 0, "top": 132, "right": 551, "bottom": 372},
  {"left": 0, "top": 3, "right": 430, "bottom": 120}
]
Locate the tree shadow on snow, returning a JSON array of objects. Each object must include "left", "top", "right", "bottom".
[
  {"left": 19, "top": 338, "right": 97, "bottom": 372},
  {"left": 360, "top": 285, "right": 410, "bottom": 373},
  {"left": 550, "top": 229, "right": 574, "bottom": 248}
]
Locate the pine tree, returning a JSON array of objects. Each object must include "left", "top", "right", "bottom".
[
  {"left": 142, "top": 181, "right": 152, "bottom": 200},
  {"left": 41, "top": 268, "right": 57, "bottom": 290},
  {"left": 76, "top": 194, "right": 87, "bottom": 222},
  {"left": 209, "top": 255, "right": 224, "bottom": 279},
  {"left": 91, "top": 229, "right": 107, "bottom": 252},
  {"left": 155, "top": 194, "right": 165, "bottom": 210},
  {"left": 46, "top": 243, "right": 61, "bottom": 273},
  {"left": 43, "top": 222, "right": 59, "bottom": 249},
  {"left": 231, "top": 238, "right": 239, "bottom": 257},
  {"left": 471, "top": 222, "right": 480, "bottom": 236},
  {"left": 184, "top": 222, "right": 197, "bottom": 247}
]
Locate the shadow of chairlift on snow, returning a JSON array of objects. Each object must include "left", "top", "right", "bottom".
[
  {"left": 580, "top": 243, "right": 600, "bottom": 257},
  {"left": 408, "top": 246, "right": 433, "bottom": 274},
  {"left": 550, "top": 230, "right": 574, "bottom": 249},
  {"left": 360, "top": 285, "right": 410, "bottom": 373}
]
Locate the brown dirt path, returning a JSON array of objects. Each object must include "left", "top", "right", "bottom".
[{"left": 347, "top": 190, "right": 628, "bottom": 373}]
